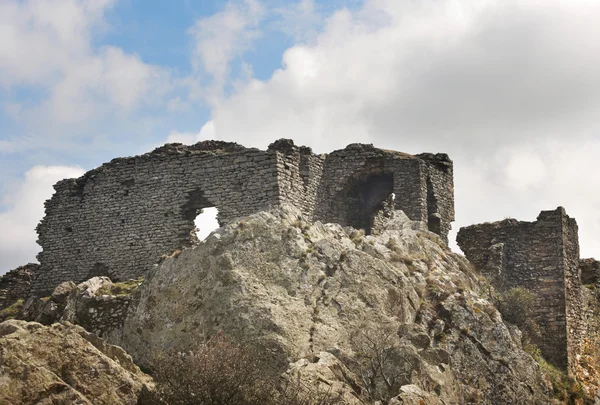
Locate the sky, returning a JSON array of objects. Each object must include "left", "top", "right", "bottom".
[{"left": 1, "top": 0, "right": 600, "bottom": 274}]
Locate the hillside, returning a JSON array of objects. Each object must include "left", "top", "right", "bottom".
[
  {"left": 3, "top": 205, "right": 600, "bottom": 404},
  {"left": 115, "top": 206, "right": 552, "bottom": 403}
]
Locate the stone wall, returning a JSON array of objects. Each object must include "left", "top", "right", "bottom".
[
  {"left": 580, "top": 258, "right": 600, "bottom": 286},
  {"left": 456, "top": 207, "right": 590, "bottom": 373},
  {"left": 417, "top": 153, "right": 455, "bottom": 242},
  {"left": 33, "top": 139, "right": 455, "bottom": 295},
  {"left": 0, "top": 263, "right": 39, "bottom": 310},
  {"left": 314, "top": 145, "right": 454, "bottom": 242},
  {"left": 34, "top": 141, "right": 282, "bottom": 295}
]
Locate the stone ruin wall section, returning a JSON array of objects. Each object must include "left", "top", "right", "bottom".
[
  {"left": 457, "top": 208, "right": 571, "bottom": 370},
  {"left": 417, "top": 153, "right": 455, "bottom": 244},
  {"left": 313, "top": 145, "right": 428, "bottom": 233},
  {"left": 313, "top": 146, "right": 455, "bottom": 243},
  {"left": 0, "top": 263, "right": 40, "bottom": 310},
  {"left": 269, "top": 140, "right": 326, "bottom": 219},
  {"left": 561, "top": 214, "right": 596, "bottom": 374},
  {"left": 34, "top": 142, "right": 282, "bottom": 295},
  {"left": 32, "top": 140, "right": 455, "bottom": 296}
]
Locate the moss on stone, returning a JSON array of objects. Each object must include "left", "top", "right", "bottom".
[
  {"left": 0, "top": 299, "right": 23, "bottom": 321},
  {"left": 97, "top": 278, "right": 144, "bottom": 297}
]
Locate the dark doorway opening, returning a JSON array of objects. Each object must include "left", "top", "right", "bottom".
[{"left": 344, "top": 172, "right": 394, "bottom": 234}]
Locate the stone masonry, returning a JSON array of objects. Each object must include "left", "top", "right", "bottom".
[
  {"left": 457, "top": 208, "right": 598, "bottom": 374},
  {"left": 33, "top": 139, "right": 454, "bottom": 295},
  {"left": 0, "top": 263, "right": 40, "bottom": 311}
]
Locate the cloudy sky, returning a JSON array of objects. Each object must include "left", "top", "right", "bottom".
[{"left": 1, "top": 0, "right": 599, "bottom": 274}]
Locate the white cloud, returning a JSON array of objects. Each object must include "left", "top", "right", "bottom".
[
  {"left": 196, "top": 0, "right": 600, "bottom": 256},
  {"left": 166, "top": 131, "right": 200, "bottom": 145},
  {"left": 166, "top": 121, "right": 216, "bottom": 145},
  {"left": 0, "top": 165, "right": 84, "bottom": 274},
  {"left": 187, "top": 0, "right": 265, "bottom": 104},
  {"left": 273, "top": 0, "right": 324, "bottom": 43},
  {"left": 0, "top": 0, "right": 171, "bottom": 127},
  {"left": 503, "top": 148, "right": 547, "bottom": 191}
]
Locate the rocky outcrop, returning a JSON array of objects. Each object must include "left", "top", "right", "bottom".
[
  {"left": 21, "top": 276, "right": 141, "bottom": 341},
  {"left": 0, "top": 319, "right": 151, "bottom": 405},
  {"left": 119, "top": 206, "right": 552, "bottom": 404}
]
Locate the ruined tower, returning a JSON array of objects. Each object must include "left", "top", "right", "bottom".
[{"left": 457, "top": 208, "right": 598, "bottom": 373}]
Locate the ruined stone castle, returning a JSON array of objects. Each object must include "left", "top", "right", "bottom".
[
  {"left": 1, "top": 138, "right": 599, "bottom": 376},
  {"left": 32, "top": 139, "right": 455, "bottom": 295}
]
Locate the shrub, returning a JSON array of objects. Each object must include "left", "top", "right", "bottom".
[
  {"left": 349, "top": 229, "right": 365, "bottom": 247},
  {"left": 536, "top": 355, "right": 590, "bottom": 403},
  {"left": 140, "top": 332, "right": 351, "bottom": 405},
  {"left": 0, "top": 299, "right": 23, "bottom": 321},
  {"left": 97, "top": 277, "right": 144, "bottom": 296},
  {"left": 390, "top": 252, "right": 413, "bottom": 266},
  {"left": 495, "top": 287, "right": 542, "bottom": 354},
  {"left": 495, "top": 286, "right": 536, "bottom": 327},
  {"left": 142, "top": 332, "right": 273, "bottom": 405},
  {"left": 349, "top": 325, "right": 411, "bottom": 403}
]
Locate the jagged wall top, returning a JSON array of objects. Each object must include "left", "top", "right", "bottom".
[{"left": 33, "top": 139, "right": 454, "bottom": 294}]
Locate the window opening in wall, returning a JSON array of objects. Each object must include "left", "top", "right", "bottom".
[{"left": 195, "top": 207, "right": 220, "bottom": 241}]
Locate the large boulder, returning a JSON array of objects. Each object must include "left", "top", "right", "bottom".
[
  {"left": 21, "top": 276, "right": 141, "bottom": 341},
  {"left": 119, "top": 206, "right": 552, "bottom": 404},
  {"left": 0, "top": 319, "right": 151, "bottom": 404}
]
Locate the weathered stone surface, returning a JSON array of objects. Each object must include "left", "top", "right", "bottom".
[
  {"left": 21, "top": 276, "right": 139, "bottom": 340},
  {"left": 0, "top": 263, "right": 39, "bottom": 310},
  {"left": 283, "top": 352, "right": 363, "bottom": 404},
  {"left": 580, "top": 258, "right": 600, "bottom": 286},
  {"left": 389, "top": 385, "right": 444, "bottom": 405},
  {"left": 118, "top": 206, "right": 550, "bottom": 404},
  {"left": 457, "top": 207, "right": 599, "bottom": 375},
  {"left": 33, "top": 139, "right": 454, "bottom": 295},
  {"left": 0, "top": 319, "right": 151, "bottom": 405}
]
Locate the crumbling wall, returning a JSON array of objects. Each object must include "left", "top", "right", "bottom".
[
  {"left": 457, "top": 208, "right": 572, "bottom": 370},
  {"left": 268, "top": 139, "right": 325, "bottom": 218},
  {"left": 314, "top": 145, "right": 454, "bottom": 242},
  {"left": 34, "top": 139, "right": 455, "bottom": 296},
  {"left": 580, "top": 258, "right": 600, "bottom": 287},
  {"left": 315, "top": 144, "right": 426, "bottom": 235},
  {"left": 576, "top": 259, "right": 600, "bottom": 366},
  {"left": 34, "top": 141, "right": 282, "bottom": 295},
  {"left": 456, "top": 207, "right": 598, "bottom": 374},
  {"left": 21, "top": 277, "right": 136, "bottom": 340},
  {"left": 0, "top": 263, "right": 39, "bottom": 310},
  {"left": 417, "top": 153, "right": 455, "bottom": 242}
]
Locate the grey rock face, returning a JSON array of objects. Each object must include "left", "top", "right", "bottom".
[
  {"left": 0, "top": 320, "right": 151, "bottom": 405},
  {"left": 21, "top": 277, "right": 139, "bottom": 340},
  {"left": 117, "top": 206, "right": 551, "bottom": 404}
]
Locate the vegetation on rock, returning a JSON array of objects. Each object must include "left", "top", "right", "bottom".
[
  {"left": 96, "top": 277, "right": 144, "bottom": 296},
  {"left": 139, "top": 331, "right": 349, "bottom": 405},
  {"left": 0, "top": 298, "right": 22, "bottom": 321}
]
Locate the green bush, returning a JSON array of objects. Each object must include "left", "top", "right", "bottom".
[
  {"left": 495, "top": 286, "right": 536, "bottom": 326},
  {"left": 0, "top": 299, "right": 23, "bottom": 321}
]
